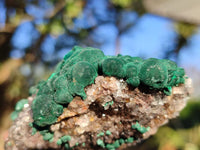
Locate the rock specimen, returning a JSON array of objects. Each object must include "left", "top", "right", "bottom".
[{"left": 5, "top": 46, "right": 192, "bottom": 150}]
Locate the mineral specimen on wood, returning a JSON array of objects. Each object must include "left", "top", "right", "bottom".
[{"left": 5, "top": 46, "right": 191, "bottom": 150}]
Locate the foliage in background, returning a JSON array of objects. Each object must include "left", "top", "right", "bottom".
[{"left": 0, "top": 0, "right": 199, "bottom": 150}]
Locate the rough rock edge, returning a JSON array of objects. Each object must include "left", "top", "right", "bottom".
[{"left": 5, "top": 76, "right": 192, "bottom": 150}]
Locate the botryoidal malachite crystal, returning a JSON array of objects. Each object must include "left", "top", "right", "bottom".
[
  {"left": 10, "top": 99, "right": 28, "bottom": 121},
  {"left": 30, "top": 46, "right": 185, "bottom": 127}
]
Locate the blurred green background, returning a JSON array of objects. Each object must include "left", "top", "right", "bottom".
[{"left": 0, "top": 0, "right": 200, "bottom": 149}]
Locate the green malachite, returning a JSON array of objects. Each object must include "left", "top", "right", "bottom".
[
  {"left": 131, "top": 122, "right": 150, "bottom": 134},
  {"left": 30, "top": 46, "right": 185, "bottom": 127},
  {"left": 11, "top": 99, "right": 28, "bottom": 121}
]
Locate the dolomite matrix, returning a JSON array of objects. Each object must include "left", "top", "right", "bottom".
[{"left": 5, "top": 46, "right": 192, "bottom": 150}]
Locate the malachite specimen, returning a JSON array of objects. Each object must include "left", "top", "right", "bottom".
[
  {"left": 125, "top": 137, "right": 134, "bottom": 143},
  {"left": 97, "top": 132, "right": 104, "bottom": 137},
  {"left": 56, "top": 139, "right": 62, "bottom": 145},
  {"left": 29, "top": 123, "right": 37, "bottom": 135},
  {"left": 131, "top": 122, "right": 150, "bottom": 134},
  {"left": 30, "top": 46, "right": 185, "bottom": 127},
  {"left": 106, "top": 130, "right": 112, "bottom": 135},
  {"left": 99, "top": 136, "right": 135, "bottom": 150},
  {"left": 119, "top": 139, "right": 125, "bottom": 144},
  {"left": 82, "top": 143, "right": 85, "bottom": 147},
  {"left": 60, "top": 135, "right": 71, "bottom": 143},
  {"left": 97, "top": 139, "right": 105, "bottom": 148},
  {"left": 42, "top": 132, "right": 54, "bottom": 141},
  {"left": 56, "top": 135, "right": 72, "bottom": 146},
  {"left": 11, "top": 99, "right": 28, "bottom": 121},
  {"left": 104, "top": 101, "right": 114, "bottom": 107}
]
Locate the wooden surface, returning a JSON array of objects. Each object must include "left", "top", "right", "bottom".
[{"left": 143, "top": 0, "right": 200, "bottom": 25}]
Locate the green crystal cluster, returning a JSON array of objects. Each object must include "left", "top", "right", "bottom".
[
  {"left": 131, "top": 122, "right": 150, "bottom": 134},
  {"left": 97, "top": 136, "right": 135, "bottom": 150},
  {"left": 56, "top": 135, "right": 80, "bottom": 150},
  {"left": 57, "top": 135, "right": 71, "bottom": 145},
  {"left": 94, "top": 123, "right": 149, "bottom": 150},
  {"left": 95, "top": 130, "right": 135, "bottom": 150},
  {"left": 11, "top": 99, "right": 28, "bottom": 120},
  {"left": 31, "top": 46, "right": 104, "bottom": 127},
  {"left": 30, "top": 46, "right": 185, "bottom": 127}
]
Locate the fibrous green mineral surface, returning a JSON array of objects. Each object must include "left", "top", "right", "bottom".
[{"left": 30, "top": 46, "right": 185, "bottom": 127}]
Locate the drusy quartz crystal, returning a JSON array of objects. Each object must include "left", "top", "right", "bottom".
[{"left": 30, "top": 46, "right": 185, "bottom": 127}]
